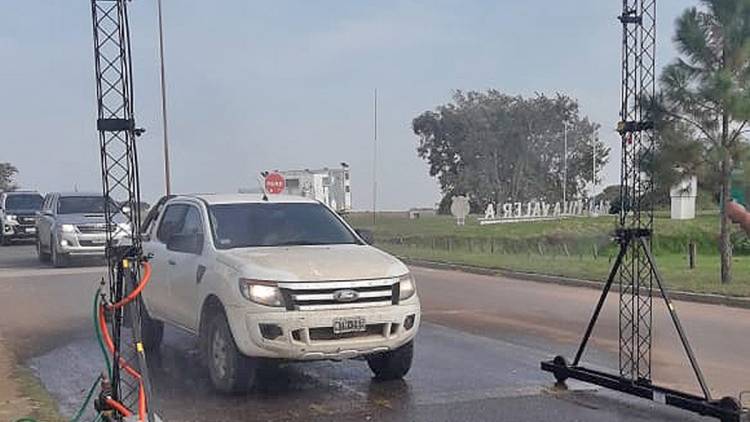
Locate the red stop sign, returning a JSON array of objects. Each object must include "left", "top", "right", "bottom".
[{"left": 264, "top": 172, "right": 286, "bottom": 194}]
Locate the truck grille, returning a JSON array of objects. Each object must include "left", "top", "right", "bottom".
[
  {"left": 79, "top": 240, "right": 106, "bottom": 247},
  {"left": 279, "top": 278, "right": 399, "bottom": 311},
  {"left": 77, "top": 223, "right": 114, "bottom": 234},
  {"left": 17, "top": 216, "right": 36, "bottom": 225}
]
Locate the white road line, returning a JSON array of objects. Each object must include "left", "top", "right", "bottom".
[
  {"left": 0, "top": 266, "right": 106, "bottom": 279},
  {"left": 416, "top": 383, "right": 598, "bottom": 407},
  {"left": 415, "top": 385, "right": 543, "bottom": 406}
]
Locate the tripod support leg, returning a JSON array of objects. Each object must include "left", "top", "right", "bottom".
[
  {"left": 639, "top": 237, "right": 712, "bottom": 401},
  {"left": 573, "top": 239, "right": 629, "bottom": 366}
]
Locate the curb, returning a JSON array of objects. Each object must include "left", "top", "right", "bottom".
[{"left": 400, "top": 257, "right": 750, "bottom": 310}]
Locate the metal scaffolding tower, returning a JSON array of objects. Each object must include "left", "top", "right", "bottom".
[
  {"left": 90, "top": 0, "right": 154, "bottom": 420},
  {"left": 541, "top": 1, "right": 747, "bottom": 421}
]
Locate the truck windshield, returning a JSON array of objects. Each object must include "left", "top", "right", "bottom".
[
  {"left": 208, "top": 202, "right": 359, "bottom": 249},
  {"left": 57, "top": 196, "right": 108, "bottom": 214},
  {"left": 5, "top": 194, "right": 43, "bottom": 211}
]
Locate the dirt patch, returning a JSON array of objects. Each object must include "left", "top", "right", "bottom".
[
  {"left": 0, "top": 336, "right": 63, "bottom": 422},
  {"left": 0, "top": 336, "right": 33, "bottom": 421}
]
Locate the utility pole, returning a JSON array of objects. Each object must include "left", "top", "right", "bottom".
[
  {"left": 372, "top": 88, "right": 378, "bottom": 226},
  {"left": 157, "top": 0, "right": 172, "bottom": 195},
  {"left": 563, "top": 122, "right": 568, "bottom": 206},
  {"left": 592, "top": 138, "right": 597, "bottom": 199}
]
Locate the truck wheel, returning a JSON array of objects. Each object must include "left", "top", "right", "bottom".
[
  {"left": 36, "top": 237, "right": 50, "bottom": 262},
  {"left": 366, "top": 340, "right": 414, "bottom": 380},
  {"left": 0, "top": 233, "right": 10, "bottom": 246},
  {"left": 206, "top": 311, "right": 257, "bottom": 394},
  {"left": 141, "top": 311, "right": 164, "bottom": 352},
  {"left": 50, "top": 237, "right": 68, "bottom": 268}
]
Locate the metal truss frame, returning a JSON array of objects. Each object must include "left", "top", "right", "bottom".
[
  {"left": 541, "top": 1, "right": 746, "bottom": 421},
  {"left": 91, "top": 1, "right": 154, "bottom": 420}
]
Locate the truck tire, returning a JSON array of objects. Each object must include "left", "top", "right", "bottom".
[
  {"left": 206, "top": 311, "right": 257, "bottom": 394},
  {"left": 50, "top": 237, "right": 68, "bottom": 268},
  {"left": 0, "top": 233, "right": 9, "bottom": 246},
  {"left": 36, "top": 237, "right": 50, "bottom": 262},
  {"left": 366, "top": 340, "right": 414, "bottom": 380},
  {"left": 141, "top": 311, "right": 164, "bottom": 352}
]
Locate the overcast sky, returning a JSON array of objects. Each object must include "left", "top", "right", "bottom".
[{"left": 1, "top": 1, "right": 688, "bottom": 209}]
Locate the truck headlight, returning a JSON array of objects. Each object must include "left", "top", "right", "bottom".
[
  {"left": 239, "top": 279, "right": 285, "bottom": 307},
  {"left": 398, "top": 273, "right": 416, "bottom": 301},
  {"left": 59, "top": 224, "right": 76, "bottom": 233},
  {"left": 5, "top": 214, "right": 17, "bottom": 222}
]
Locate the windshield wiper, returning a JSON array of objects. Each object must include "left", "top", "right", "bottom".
[{"left": 274, "top": 240, "right": 321, "bottom": 246}]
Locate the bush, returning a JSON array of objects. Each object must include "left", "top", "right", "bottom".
[{"left": 731, "top": 231, "right": 750, "bottom": 256}]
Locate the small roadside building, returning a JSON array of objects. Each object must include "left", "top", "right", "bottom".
[{"left": 276, "top": 165, "right": 352, "bottom": 213}]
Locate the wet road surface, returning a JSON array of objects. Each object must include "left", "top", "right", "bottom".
[
  {"left": 412, "top": 265, "right": 750, "bottom": 399},
  {"left": 1, "top": 244, "right": 744, "bottom": 421}
]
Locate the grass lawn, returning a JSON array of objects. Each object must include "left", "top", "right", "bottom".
[
  {"left": 348, "top": 212, "right": 725, "bottom": 254},
  {"left": 346, "top": 212, "right": 750, "bottom": 297},
  {"left": 384, "top": 244, "right": 750, "bottom": 297}
]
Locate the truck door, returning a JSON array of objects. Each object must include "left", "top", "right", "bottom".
[
  {"left": 38, "top": 194, "right": 55, "bottom": 252},
  {"left": 164, "top": 205, "right": 206, "bottom": 332},
  {"left": 143, "top": 203, "right": 188, "bottom": 324}
]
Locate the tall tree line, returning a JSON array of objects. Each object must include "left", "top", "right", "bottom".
[
  {"left": 0, "top": 163, "right": 18, "bottom": 192},
  {"left": 656, "top": 0, "right": 750, "bottom": 284},
  {"left": 412, "top": 91, "right": 608, "bottom": 212}
]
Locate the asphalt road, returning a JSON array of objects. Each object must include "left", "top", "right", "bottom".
[{"left": 0, "top": 244, "right": 745, "bottom": 421}]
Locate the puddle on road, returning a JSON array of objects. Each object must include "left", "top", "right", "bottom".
[{"left": 29, "top": 322, "right": 598, "bottom": 421}]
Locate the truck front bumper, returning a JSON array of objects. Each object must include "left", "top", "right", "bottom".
[
  {"left": 225, "top": 302, "right": 421, "bottom": 360},
  {"left": 56, "top": 231, "right": 129, "bottom": 257},
  {"left": 56, "top": 232, "right": 107, "bottom": 256},
  {"left": 3, "top": 223, "right": 37, "bottom": 240}
]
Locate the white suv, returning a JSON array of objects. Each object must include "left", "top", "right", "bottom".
[{"left": 140, "top": 194, "right": 420, "bottom": 393}]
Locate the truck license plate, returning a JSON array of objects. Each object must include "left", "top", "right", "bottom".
[
  {"left": 25, "top": 227, "right": 36, "bottom": 234},
  {"left": 332, "top": 317, "right": 366, "bottom": 334}
]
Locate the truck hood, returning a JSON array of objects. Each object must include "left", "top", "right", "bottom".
[
  {"left": 217, "top": 244, "right": 408, "bottom": 282},
  {"left": 4, "top": 209, "right": 40, "bottom": 216},
  {"left": 53, "top": 213, "right": 127, "bottom": 225}
]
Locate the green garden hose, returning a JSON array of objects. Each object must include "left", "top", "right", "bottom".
[
  {"left": 15, "top": 289, "right": 112, "bottom": 422},
  {"left": 70, "top": 375, "right": 102, "bottom": 422},
  {"left": 93, "top": 288, "right": 111, "bottom": 379},
  {"left": 14, "top": 373, "right": 101, "bottom": 422}
]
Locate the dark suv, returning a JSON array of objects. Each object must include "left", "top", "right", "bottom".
[{"left": 0, "top": 191, "right": 44, "bottom": 245}]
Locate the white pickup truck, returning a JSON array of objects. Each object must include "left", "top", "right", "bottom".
[{"left": 140, "top": 193, "right": 420, "bottom": 393}]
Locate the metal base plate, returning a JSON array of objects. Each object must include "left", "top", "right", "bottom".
[{"left": 541, "top": 358, "right": 748, "bottom": 422}]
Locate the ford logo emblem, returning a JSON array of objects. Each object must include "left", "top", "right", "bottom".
[{"left": 333, "top": 289, "right": 359, "bottom": 302}]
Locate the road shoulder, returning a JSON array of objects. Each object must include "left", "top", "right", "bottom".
[{"left": 0, "top": 335, "right": 63, "bottom": 422}]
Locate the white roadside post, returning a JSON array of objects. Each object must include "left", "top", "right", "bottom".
[{"left": 563, "top": 122, "right": 568, "bottom": 206}]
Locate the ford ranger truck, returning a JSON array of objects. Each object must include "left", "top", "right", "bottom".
[{"left": 140, "top": 194, "right": 420, "bottom": 393}]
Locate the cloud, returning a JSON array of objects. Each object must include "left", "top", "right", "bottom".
[
  {"left": 286, "top": 3, "right": 461, "bottom": 77},
  {"left": 305, "top": 13, "right": 440, "bottom": 57}
]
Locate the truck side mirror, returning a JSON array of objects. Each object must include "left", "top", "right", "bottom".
[
  {"left": 167, "top": 233, "right": 204, "bottom": 255},
  {"left": 355, "top": 229, "right": 374, "bottom": 245}
]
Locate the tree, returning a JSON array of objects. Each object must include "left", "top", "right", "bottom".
[
  {"left": 412, "top": 91, "right": 608, "bottom": 212},
  {"left": 595, "top": 184, "right": 624, "bottom": 214},
  {"left": 647, "top": 114, "right": 707, "bottom": 208},
  {"left": 0, "top": 163, "right": 18, "bottom": 192},
  {"left": 660, "top": 0, "right": 750, "bottom": 284}
]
